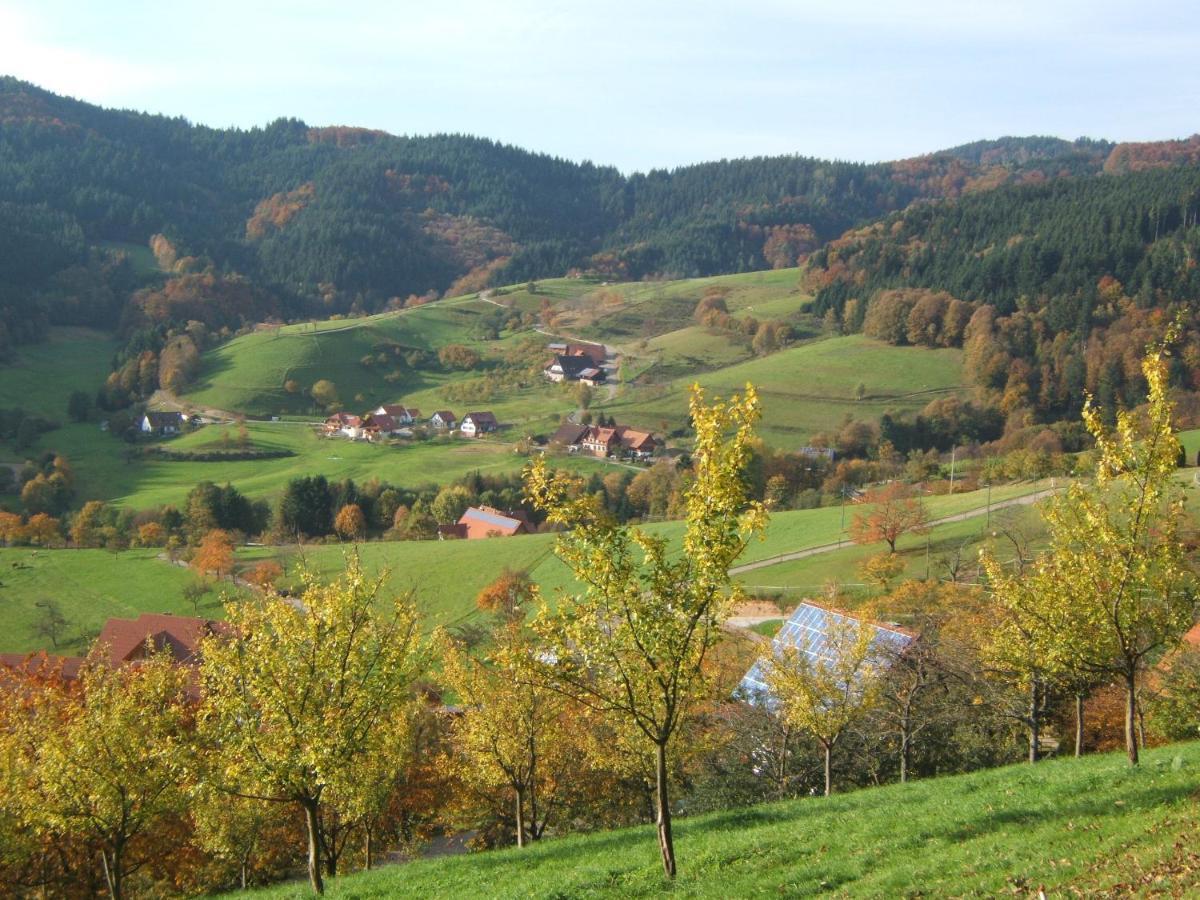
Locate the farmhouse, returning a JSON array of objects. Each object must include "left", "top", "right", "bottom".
[
  {"left": 444, "top": 505, "right": 533, "bottom": 539},
  {"left": 323, "top": 412, "right": 363, "bottom": 438},
  {"left": 141, "top": 411, "right": 185, "bottom": 436},
  {"left": 360, "top": 413, "right": 407, "bottom": 441},
  {"left": 557, "top": 422, "right": 659, "bottom": 459},
  {"left": 544, "top": 354, "right": 606, "bottom": 385},
  {"left": 372, "top": 404, "right": 420, "bottom": 424},
  {"left": 430, "top": 410, "right": 458, "bottom": 430},
  {"left": 460, "top": 411, "right": 498, "bottom": 437},
  {"left": 547, "top": 341, "right": 606, "bottom": 365}
]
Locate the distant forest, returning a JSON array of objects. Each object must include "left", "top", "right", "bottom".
[{"left": 0, "top": 77, "right": 1126, "bottom": 350}]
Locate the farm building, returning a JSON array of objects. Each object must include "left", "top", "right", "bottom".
[
  {"left": 569, "top": 423, "right": 659, "bottom": 459},
  {"left": 323, "top": 412, "right": 363, "bottom": 438},
  {"left": 430, "top": 410, "right": 458, "bottom": 430},
  {"left": 141, "top": 411, "right": 185, "bottom": 435},
  {"left": 371, "top": 404, "right": 420, "bottom": 424},
  {"left": 460, "top": 412, "right": 498, "bottom": 436},
  {"left": 544, "top": 354, "right": 606, "bottom": 385},
  {"left": 443, "top": 505, "right": 533, "bottom": 539}
]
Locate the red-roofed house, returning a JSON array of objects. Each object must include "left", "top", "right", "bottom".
[
  {"left": 96, "top": 613, "right": 227, "bottom": 667},
  {"left": 455, "top": 506, "right": 532, "bottom": 539}
]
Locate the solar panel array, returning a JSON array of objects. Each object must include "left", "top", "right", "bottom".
[{"left": 739, "top": 602, "right": 915, "bottom": 705}]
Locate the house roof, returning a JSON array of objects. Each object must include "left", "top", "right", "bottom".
[
  {"left": 616, "top": 427, "right": 656, "bottom": 450},
  {"left": 363, "top": 414, "right": 399, "bottom": 432},
  {"left": 377, "top": 404, "right": 418, "bottom": 417},
  {"left": 551, "top": 422, "right": 589, "bottom": 446},
  {"left": 548, "top": 354, "right": 593, "bottom": 377},
  {"left": 96, "top": 613, "right": 226, "bottom": 666},
  {"left": 566, "top": 342, "right": 606, "bottom": 365},
  {"left": 326, "top": 413, "right": 361, "bottom": 427},
  {"left": 459, "top": 506, "right": 526, "bottom": 535},
  {"left": 431, "top": 410, "right": 457, "bottom": 421},
  {"left": 464, "top": 411, "right": 497, "bottom": 426},
  {"left": 0, "top": 651, "right": 85, "bottom": 682},
  {"left": 739, "top": 602, "right": 915, "bottom": 706},
  {"left": 144, "top": 411, "right": 184, "bottom": 427}
]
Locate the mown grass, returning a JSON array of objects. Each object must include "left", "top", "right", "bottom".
[{"left": 249, "top": 741, "right": 1200, "bottom": 898}]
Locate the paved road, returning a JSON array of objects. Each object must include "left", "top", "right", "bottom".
[{"left": 728, "top": 487, "right": 1057, "bottom": 576}]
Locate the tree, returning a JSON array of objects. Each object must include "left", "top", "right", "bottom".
[
  {"left": 23, "top": 513, "right": 61, "bottom": 546},
  {"left": 438, "top": 344, "right": 481, "bottom": 371},
  {"left": 136, "top": 521, "right": 166, "bottom": 547},
  {"left": 333, "top": 503, "right": 366, "bottom": 541},
  {"left": 1032, "top": 329, "right": 1196, "bottom": 764},
  {"left": 759, "top": 615, "right": 884, "bottom": 795},
  {"left": 437, "top": 622, "right": 576, "bottom": 848},
  {"left": 849, "top": 482, "right": 928, "bottom": 553},
  {"left": 33, "top": 651, "right": 192, "bottom": 900},
  {"left": 278, "top": 475, "right": 334, "bottom": 538},
  {"left": 70, "top": 499, "right": 108, "bottom": 547},
  {"left": 310, "top": 379, "right": 339, "bottom": 409},
  {"left": 31, "top": 598, "right": 69, "bottom": 649},
  {"left": 858, "top": 552, "right": 906, "bottom": 589},
  {"left": 66, "top": 390, "right": 91, "bottom": 422},
  {"left": 430, "top": 485, "right": 472, "bottom": 525},
  {"left": 193, "top": 528, "right": 235, "bottom": 580},
  {"left": 199, "top": 556, "right": 424, "bottom": 894},
  {"left": 475, "top": 568, "right": 536, "bottom": 624},
  {"left": 245, "top": 560, "right": 284, "bottom": 591},
  {"left": 524, "top": 384, "right": 767, "bottom": 878}
]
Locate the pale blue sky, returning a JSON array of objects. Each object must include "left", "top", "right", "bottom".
[{"left": 2, "top": 0, "right": 1198, "bottom": 171}]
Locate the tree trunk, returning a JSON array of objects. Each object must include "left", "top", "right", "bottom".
[
  {"left": 1028, "top": 681, "right": 1040, "bottom": 764},
  {"left": 1074, "top": 693, "right": 1085, "bottom": 758},
  {"left": 302, "top": 798, "right": 325, "bottom": 895},
  {"left": 654, "top": 742, "right": 676, "bottom": 878},
  {"left": 515, "top": 786, "right": 526, "bottom": 848},
  {"left": 101, "top": 848, "right": 121, "bottom": 900},
  {"left": 1124, "top": 672, "right": 1139, "bottom": 766},
  {"left": 364, "top": 828, "right": 373, "bottom": 871},
  {"left": 899, "top": 704, "right": 911, "bottom": 784},
  {"left": 823, "top": 742, "right": 833, "bottom": 796}
]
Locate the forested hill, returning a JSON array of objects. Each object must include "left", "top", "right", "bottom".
[{"left": 0, "top": 76, "right": 1126, "bottom": 351}]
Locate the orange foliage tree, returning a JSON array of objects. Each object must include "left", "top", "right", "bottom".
[
  {"left": 849, "top": 483, "right": 929, "bottom": 554},
  {"left": 474, "top": 569, "right": 536, "bottom": 624},
  {"left": 193, "top": 529, "right": 235, "bottom": 580},
  {"left": 334, "top": 504, "right": 367, "bottom": 541}
]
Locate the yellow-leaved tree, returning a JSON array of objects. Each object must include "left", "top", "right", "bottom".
[
  {"left": 199, "top": 556, "right": 424, "bottom": 894},
  {"left": 436, "top": 621, "right": 576, "bottom": 848},
  {"left": 1034, "top": 325, "right": 1196, "bottom": 764},
  {"left": 32, "top": 651, "right": 193, "bottom": 900},
  {"left": 524, "top": 384, "right": 767, "bottom": 878},
  {"left": 758, "top": 614, "right": 884, "bottom": 796}
]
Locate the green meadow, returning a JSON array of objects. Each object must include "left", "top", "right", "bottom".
[{"left": 249, "top": 740, "right": 1200, "bottom": 898}]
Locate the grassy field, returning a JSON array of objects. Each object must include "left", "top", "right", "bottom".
[
  {"left": 611, "top": 334, "right": 966, "bottom": 445},
  {"left": 250, "top": 740, "right": 1200, "bottom": 898},
  {"left": 0, "top": 327, "right": 118, "bottom": 420},
  {"left": 0, "top": 481, "right": 1039, "bottom": 655},
  {"left": 0, "top": 547, "right": 228, "bottom": 655}
]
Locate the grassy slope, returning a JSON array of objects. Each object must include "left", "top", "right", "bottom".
[
  {"left": 251, "top": 741, "right": 1200, "bottom": 898},
  {"left": 0, "top": 547, "right": 229, "bottom": 655},
  {"left": 612, "top": 334, "right": 964, "bottom": 446}
]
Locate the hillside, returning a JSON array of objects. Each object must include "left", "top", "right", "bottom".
[
  {"left": 248, "top": 741, "right": 1200, "bottom": 898},
  {"left": 0, "top": 76, "right": 1124, "bottom": 359}
]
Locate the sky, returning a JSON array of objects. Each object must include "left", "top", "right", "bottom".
[{"left": 1, "top": 0, "right": 1198, "bottom": 172}]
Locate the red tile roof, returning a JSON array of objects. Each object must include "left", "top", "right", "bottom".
[{"left": 96, "top": 613, "right": 226, "bottom": 666}]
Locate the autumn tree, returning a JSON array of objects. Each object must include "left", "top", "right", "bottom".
[
  {"left": 437, "top": 621, "right": 576, "bottom": 848},
  {"left": 524, "top": 384, "right": 767, "bottom": 878},
  {"left": 31, "top": 651, "right": 193, "bottom": 900},
  {"left": 475, "top": 568, "right": 536, "bottom": 624},
  {"left": 245, "top": 560, "right": 284, "bottom": 591},
  {"left": 759, "top": 614, "right": 885, "bottom": 795},
  {"left": 849, "top": 482, "right": 928, "bottom": 553},
  {"left": 310, "top": 379, "right": 339, "bottom": 409},
  {"left": 30, "top": 599, "right": 69, "bottom": 649},
  {"left": 333, "top": 503, "right": 367, "bottom": 541},
  {"left": 192, "top": 528, "right": 235, "bottom": 580},
  {"left": 199, "top": 556, "right": 425, "bottom": 894},
  {"left": 1033, "top": 328, "right": 1196, "bottom": 764}
]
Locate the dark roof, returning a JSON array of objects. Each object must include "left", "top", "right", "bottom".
[
  {"left": 551, "top": 422, "right": 589, "bottom": 446},
  {"left": 464, "top": 411, "right": 498, "bottom": 426},
  {"left": 431, "top": 410, "right": 457, "bottom": 421},
  {"left": 548, "top": 354, "right": 593, "bottom": 377},
  {"left": 144, "top": 411, "right": 184, "bottom": 428}
]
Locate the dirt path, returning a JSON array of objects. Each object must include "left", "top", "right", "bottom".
[{"left": 728, "top": 487, "right": 1057, "bottom": 576}]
